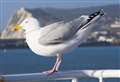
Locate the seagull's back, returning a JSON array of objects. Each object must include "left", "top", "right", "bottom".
[
  {"left": 25, "top": 16, "right": 90, "bottom": 57},
  {"left": 38, "top": 16, "right": 88, "bottom": 45}
]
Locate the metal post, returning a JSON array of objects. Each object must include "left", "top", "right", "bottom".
[
  {"left": 99, "top": 70, "right": 104, "bottom": 82},
  {"left": 99, "top": 77, "right": 103, "bottom": 82},
  {"left": 72, "top": 78, "right": 79, "bottom": 82}
]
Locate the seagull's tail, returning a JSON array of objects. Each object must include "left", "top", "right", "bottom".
[
  {"left": 76, "top": 9, "right": 104, "bottom": 44},
  {"left": 79, "top": 9, "right": 105, "bottom": 30}
]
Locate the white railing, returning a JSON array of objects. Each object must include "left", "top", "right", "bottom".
[{"left": 0, "top": 69, "right": 120, "bottom": 82}]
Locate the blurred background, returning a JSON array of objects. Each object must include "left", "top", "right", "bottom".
[
  {"left": 0, "top": 1, "right": 120, "bottom": 82},
  {"left": 0, "top": 0, "right": 120, "bottom": 48}
]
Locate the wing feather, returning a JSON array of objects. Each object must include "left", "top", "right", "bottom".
[{"left": 39, "top": 15, "right": 88, "bottom": 45}]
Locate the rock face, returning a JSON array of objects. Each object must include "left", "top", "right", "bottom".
[
  {"left": 1, "top": 4, "right": 120, "bottom": 40},
  {"left": 1, "top": 8, "right": 32, "bottom": 39},
  {"left": 1, "top": 7, "right": 61, "bottom": 39}
]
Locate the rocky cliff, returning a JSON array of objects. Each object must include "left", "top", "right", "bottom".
[{"left": 1, "top": 4, "right": 120, "bottom": 40}]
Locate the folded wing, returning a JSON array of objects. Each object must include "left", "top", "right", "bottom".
[{"left": 39, "top": 15, "right": 89, "bottom": 45}]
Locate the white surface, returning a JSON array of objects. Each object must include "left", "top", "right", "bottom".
[{"left": 0, "top": 70, "right": 120, "bottom": 82}]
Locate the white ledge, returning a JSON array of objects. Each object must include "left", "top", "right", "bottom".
[{"left": 0, "top": 69, "right": 120, "bottom": 82}]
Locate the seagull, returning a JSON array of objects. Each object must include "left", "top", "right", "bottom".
[{"left": 11, "top": 9, "right": 104, "bottom": 75}]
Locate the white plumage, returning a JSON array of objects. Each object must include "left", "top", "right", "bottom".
[{"left": 13, "top": 9, "right": 104, "bottom": 75}]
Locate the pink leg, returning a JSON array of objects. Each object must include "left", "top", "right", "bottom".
[{"left": 42, "top": 53, "right": 62, "bottom": 75}]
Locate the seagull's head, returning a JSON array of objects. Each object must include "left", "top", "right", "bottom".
[{"left": 11, "top": 17, "right": 40, "bottom": 32}]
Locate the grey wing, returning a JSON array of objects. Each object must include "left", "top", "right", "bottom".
[{"left": 39, "top": 15, "right": 89, "bottom": 45}]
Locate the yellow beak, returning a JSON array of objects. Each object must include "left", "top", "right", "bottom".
[{"left": 11, "top": 25, "right": 22, "bottom": 32}]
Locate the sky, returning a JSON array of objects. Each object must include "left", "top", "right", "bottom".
[{"left": 0, "top": 0, "right": 120, "bottom": 31}]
